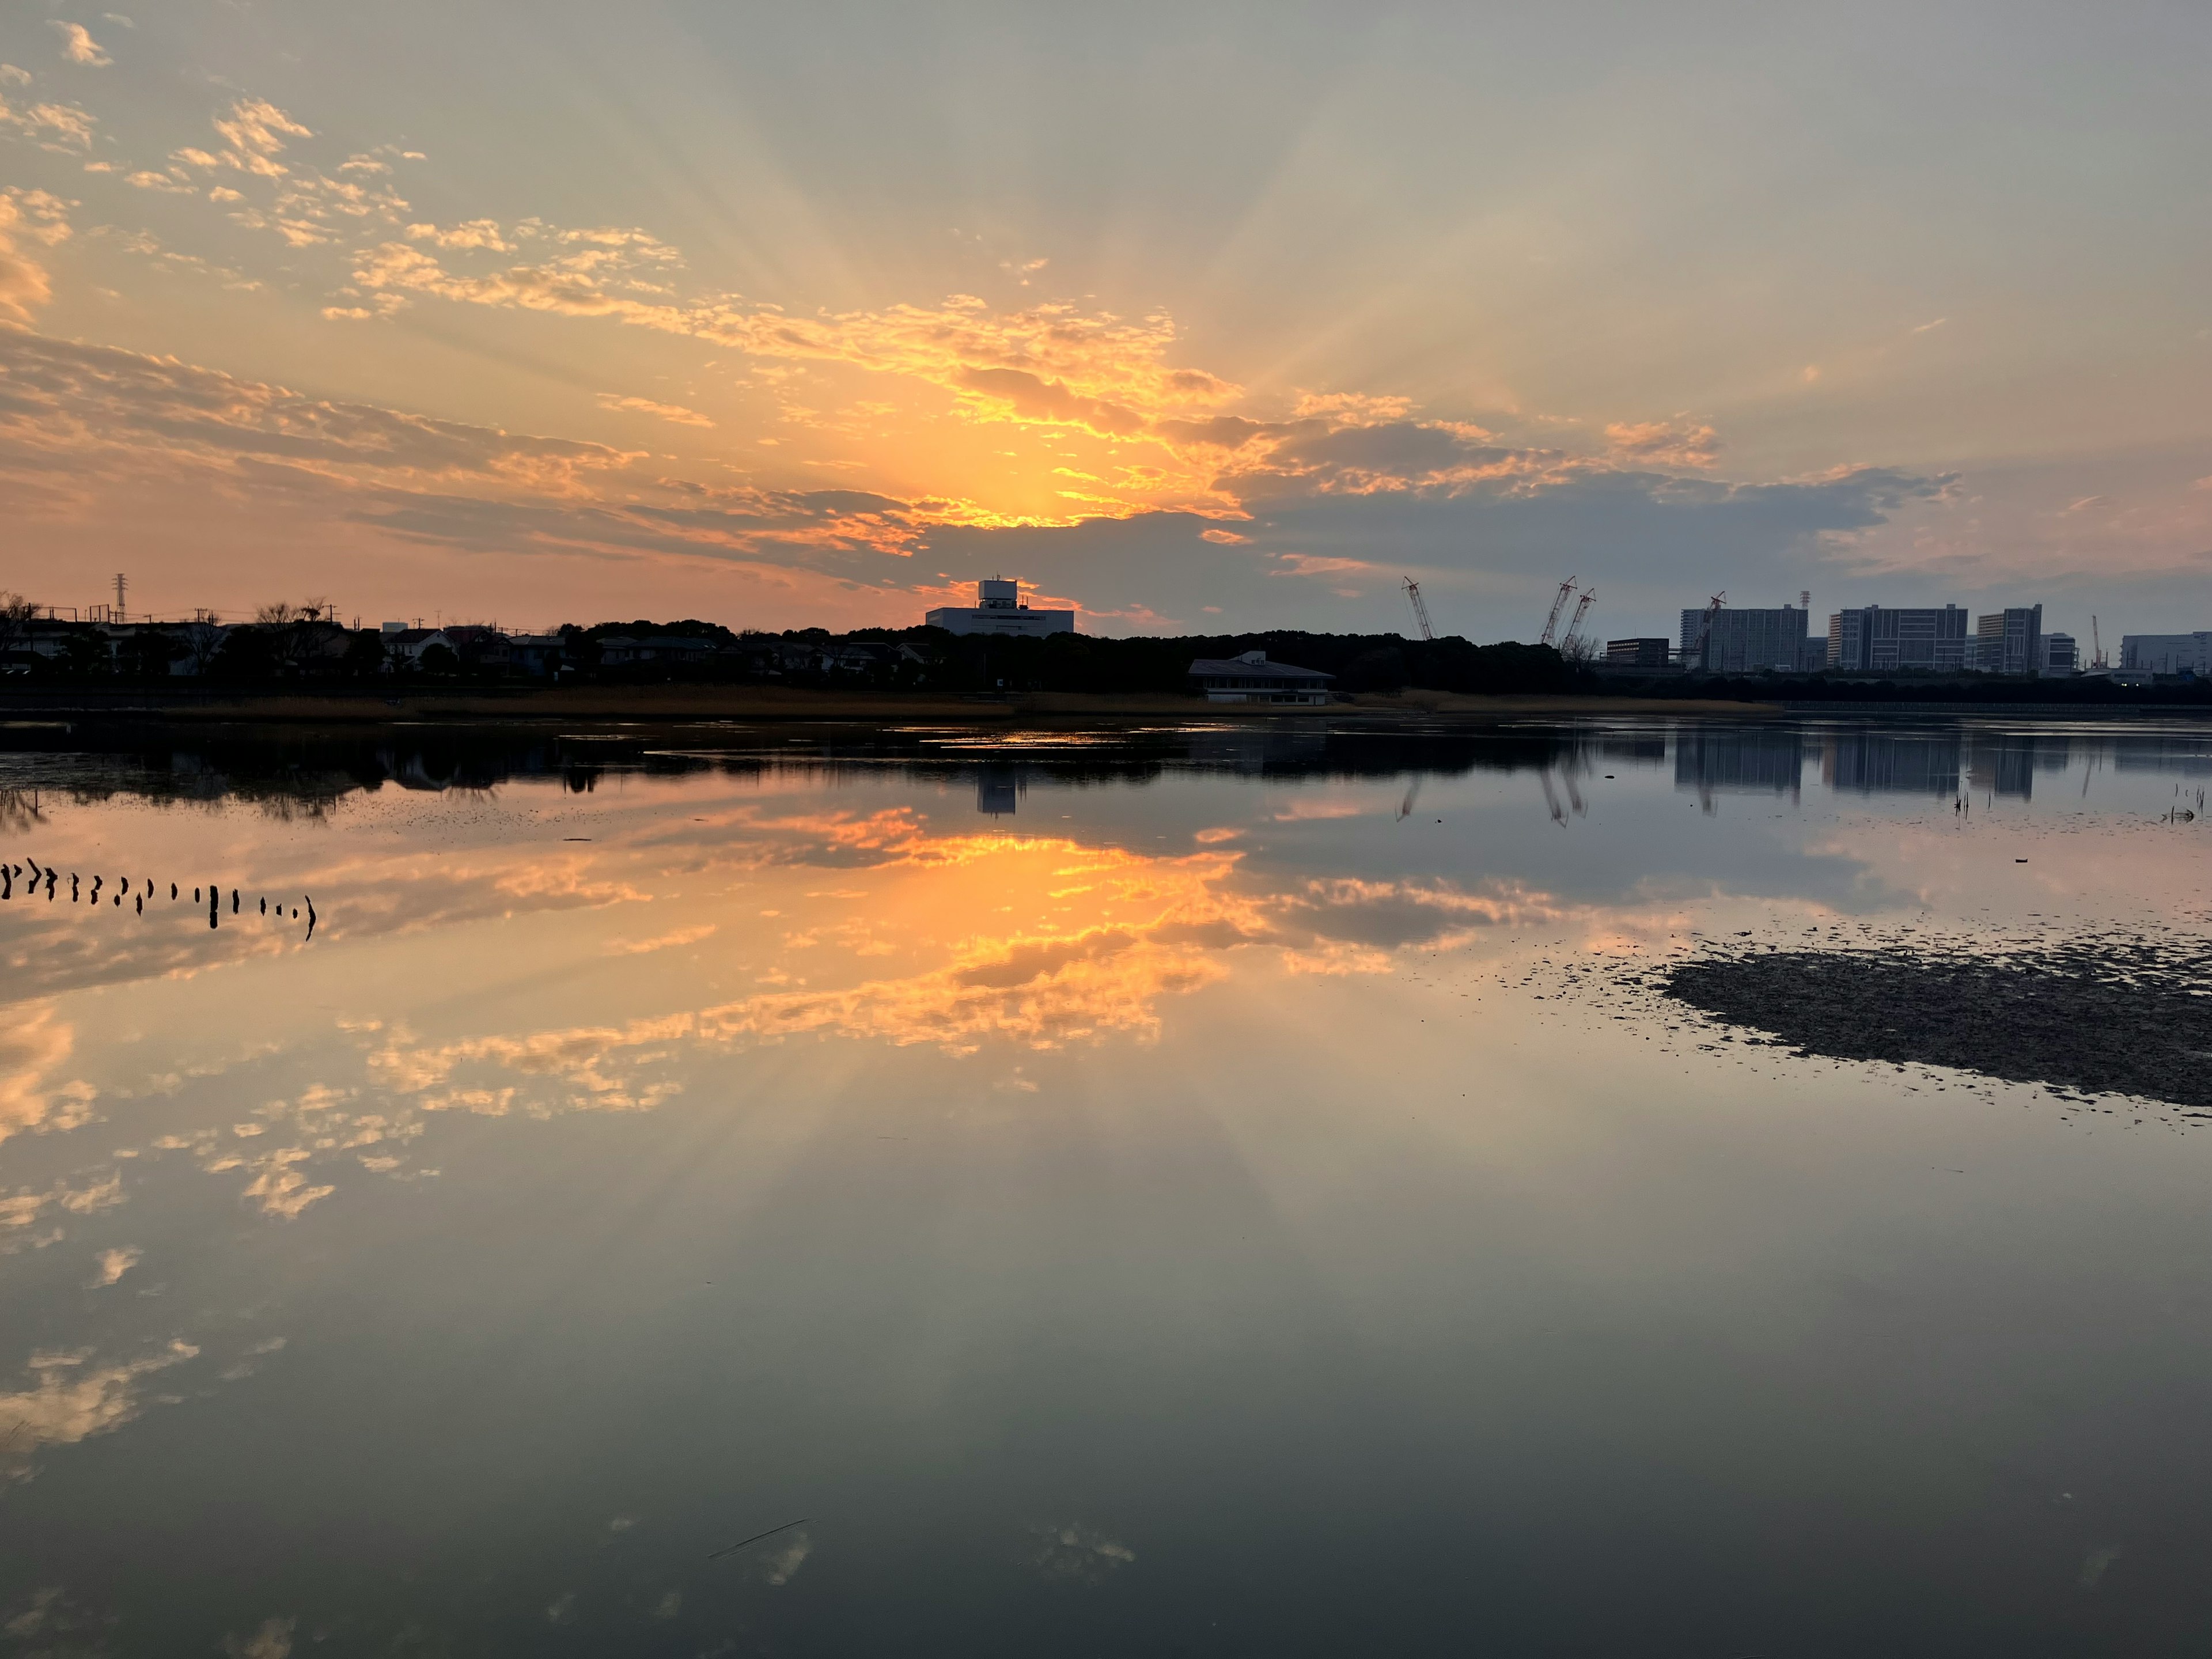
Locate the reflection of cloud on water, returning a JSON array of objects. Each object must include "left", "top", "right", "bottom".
[
  {"left": 0, "top": 1339, "right": 198, "bottom": 1483},
  {"left": 222, "top": 1616, "right": 296, "bottom": 1659},
  {"left": 88, "top": 1245, "right": 141, "bottom": 1287},
  {"left": 0, "top": 1003, "right": 96, "bottom": 1146},
  {"left": 760, "top": 1533, "right": 812, "bottom": 1586},
  {"left": 2, "top": 1166, "right": 124, "bottom": 1244},
  {"left": 1030, "top": 1523, "right": 1135, "bottom": 1583}
]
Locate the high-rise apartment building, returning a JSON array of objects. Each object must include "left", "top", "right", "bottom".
[
  {"left": 1825, "top": 605, "right": 1970, "bottom": 672},
  {"left": 1679, "top": 606, "right": 1813, "bottom": 673},
  {"left": 2120, "top": 632, "right": 2212, "bottom": 675},
  {"left": 1971, "top": 605, "right": 2043, "bottom": 675}
]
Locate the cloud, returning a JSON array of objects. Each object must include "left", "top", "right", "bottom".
[
  {"left": 0, "top": 65, "right": 31, "bottom": 87},
  {"left": 604, "top": 922, "right": 717, "bottom": 955},
  {"left": 88, "top": 1245, "right": 140, "bottom": 1286},
  {"left": 169, "top": 97, "right": 312, "bottom": 180},
  {"left": 0, "top": 328, "right": 639, "bottom": 490},
  {"left": 50, "top": 22, "right": 109, "bottom": 67},
  {"left": 0, "top": 94, "right": 96, "bottom": 151},
  {"left": 597, "top": 393, "right": 715, "bottom": 429},
  {"left": 405, "top": 218, "right": 512, "bottom": 252},
  {"left": 1605, "top": 418, "right": 1722, "bottom": 469}
]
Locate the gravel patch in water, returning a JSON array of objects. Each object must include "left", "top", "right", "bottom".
[{"left": 1660, "top": 942, "right": 2212, "bottom": 1110}]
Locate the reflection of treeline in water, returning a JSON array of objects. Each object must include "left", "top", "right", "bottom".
[
  {"left": 0, "top": 721, "right": 1643, "bottom": 809},
  {"left": 9, "top": 721, "right": 2205, "bottom": 812}
]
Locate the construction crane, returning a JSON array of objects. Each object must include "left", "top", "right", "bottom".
[
  {"left": 1402, "top": 577, "right": 1435, "bottom": 641},
  {"left": 1540, "top": 578, "right": 1579, "bottom": 647},
  {"left": 1559, "top": 586, "right": 1596, "bottom": 656},
  {"left": 1687, "top": 590, "right": 1725, "bottom": 668},
  {"left": 2092, "top": 615, "right": 2108, "bottom": 670}
]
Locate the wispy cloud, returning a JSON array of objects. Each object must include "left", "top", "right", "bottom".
[
  {"left": 50, "top": 22, "right": 110, "bottom": 67},
  {"left": 597, "top": 393, "right": 715, "bottom": 429}
]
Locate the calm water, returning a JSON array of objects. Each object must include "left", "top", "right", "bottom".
[{"left": 2, "top": 715, "right": 2210, "bottom": 1656}]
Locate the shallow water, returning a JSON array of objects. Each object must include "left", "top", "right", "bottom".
[{"left": 1, "top": 714, "right": 2209, "bottom": 1655}]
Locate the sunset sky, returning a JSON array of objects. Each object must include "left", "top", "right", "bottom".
[{"left": 2, "top": 1, "right": 2206, "bottom": 639}]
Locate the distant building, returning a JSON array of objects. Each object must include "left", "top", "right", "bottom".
[
  {"left": 2041, "top": 632, "right": 2078, "bottom": 675},
  {"left": 1971, "top": 605, "right": 2043, "bottom": 674},
  {"left": 597, "top": 635, "right": 712, "bottom": 666},
  {"left": 1604, "top": 638, "right": 1672, "bottom": 668},
  {"left": 381, "top": 627, "right": 452, "bottom": 665},
  {"left": 1679, "top": 606, "right": 1813, "bottom": 673},
  {"left": 926, "top": 578, "right": 1075, "bottom": 638},
  {"left": 1827, "top": 605, "right": 1971, "bottom": 673},
  {"left": 2121, "top": 631, "right": 2212, "bottom": 675},
  {"left": 440, "top": 626, "right": 513, "bottom": 670},
  {"left": 506, "top": 633, "right": 566, "bottom": 676},
  {"left": 1187, "top": 650, "right": 1333, "bottom": 704}
]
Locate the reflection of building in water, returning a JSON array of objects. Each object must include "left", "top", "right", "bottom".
[
  {"left": 1181, "top": 729, "right": 1331, "bottom": 776},
  {"left": 1821, "top": 731, "right": 1961, "bottom": 796},
  {"left": 1674, "top": 729, "right": 1804, "bottom": 800},
  {"left": 2109, "top": 735, "right": 2212, "bottom": 777},
  {"left": 1965, "top": 733, "right": 2071, "bottom": 800},
  {"left": 976, "top": 764, "right": 1023, "bottom": 816},
  {"left": 1598, "top": 735, "right": 1668, "bottom": 766}
]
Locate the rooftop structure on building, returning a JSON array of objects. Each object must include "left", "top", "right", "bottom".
[
  {"left": 1187, "top": 650, "right": 1334, "bottom": 705},
  {"left": 925, "top": 578, "right": 1076, "bottom": 638},
  {"left": 2120, "top": 631, "right": 2212, "bottom": 675},
  {"left": 1827, "top": 605, "right": 1970, "bottom": 673}
]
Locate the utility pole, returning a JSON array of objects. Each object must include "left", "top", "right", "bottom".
[{"left": 113, "top": 571, "right": 127, "bottom": 620}]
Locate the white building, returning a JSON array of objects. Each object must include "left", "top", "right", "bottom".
[
  {"left": 2120, "top": 632, "right": 2212, "bottom": 675},
  {"left": 1187, "top": 650, "right": 1334, "bottom": 704},
  {"left": 925, "top": 578, "right": 1075, "bottom": 638},
  {"left": 2041, "top": 633, "right": 2078, "bottom": 675}
]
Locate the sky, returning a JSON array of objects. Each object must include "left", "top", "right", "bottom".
[{"left": 0, "top": 0, "right": 2207, "bottom": 641}]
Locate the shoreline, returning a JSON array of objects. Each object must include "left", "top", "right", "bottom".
[
  {"left": 0, "top": 683, "right": 2205, "bottom": 726},
  {"left": 0, "top": 685, "right": 1783, "bottom": 725}
]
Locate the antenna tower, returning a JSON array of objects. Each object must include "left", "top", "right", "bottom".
[
  {"left": 1402, "top": 577, "right": 1435, "bottom": 641},
  {"left": 114, "top": 572, "right": 127, "bottom": 620}
]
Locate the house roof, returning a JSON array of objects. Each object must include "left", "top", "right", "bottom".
[{"left": 1187, "top": 656, "right": 1333, "bottom": 682}]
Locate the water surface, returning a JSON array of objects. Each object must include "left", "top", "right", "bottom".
[{"left": 2, "top": 714, "right": 2210, "bottom": 1655}]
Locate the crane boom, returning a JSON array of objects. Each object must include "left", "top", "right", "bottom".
[
  {"left": 1560, "top": 586, "right": 1596, "bottom": 653},
  {"left": 1688, "top": 591, "right": 1726, "bottom": 668},
  {"left": 2092, "top": 615, "right": 2107, "bottom": 669},
  {"left": 1540, "top": 578, "right": 1578, "bottom": 647},
  {"left": 1402, "top": 577, "right": 1435, "bottom": 641}
]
